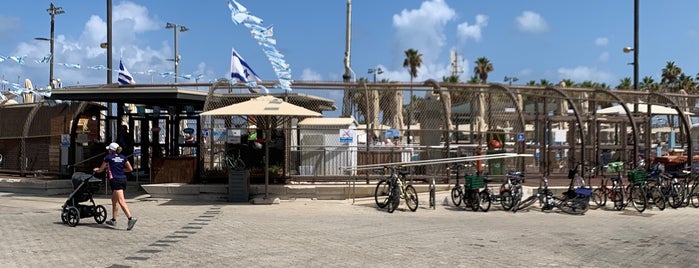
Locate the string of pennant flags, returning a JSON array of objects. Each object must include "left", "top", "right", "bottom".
[{"left": 1, "top": 0, "right": 293, "bottom": 102}]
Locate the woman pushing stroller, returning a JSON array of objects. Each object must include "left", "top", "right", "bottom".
[{"left": 94, "top": 142, "right": 138, "bottom": 230}]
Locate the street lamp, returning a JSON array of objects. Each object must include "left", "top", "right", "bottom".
[
  {"left": 165, "top": 22, "right": 189, "bottom": 83},
  {"left": 35, "top": 3, "right": 64, "bottom": 88},
  {"left": 623, "top": 0, "right": 639, "bottom": 114},
  {"left": 504, "top": 76, "right": 518, "bottom": 85},
  {"left": 368, "top": 67, "right": 383, "bottom": 83}
]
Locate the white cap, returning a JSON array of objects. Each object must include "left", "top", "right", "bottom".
[{"left": 106, "top": 142, "right": 120, "bottom": 151}]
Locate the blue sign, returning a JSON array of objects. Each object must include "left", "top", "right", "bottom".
[{"left": 517, "top": 133, "right": 525, "bottom": 142}]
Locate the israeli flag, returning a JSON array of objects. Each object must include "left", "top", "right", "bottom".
[
  {"left": 118, "top": 59, "right": 136, "bottom": 85},
  {"left": 230, "top": 48, "right": 262, "bottom": 93}
]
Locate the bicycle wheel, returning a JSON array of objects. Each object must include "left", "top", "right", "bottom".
[
  {"left": 510, "top": 187, "right": 523, "bottom": 212},
  {"left": 479, "top": 191, "right": 492, "bottom": 212},
  {"left": 450, "top": 186, "right": 462, "bottom": 207},
  {"left": 611, "top": 186, "right": 624, "bottom": 211},
  {"left": 467, "top": 190, "right": 479, "bottom": 211},
  {"left": 374, "top": 179, "right": 390, "bottom": 208},
  {"left": 234, "top": 158, "right": 246, "bottom": 170},
  {"left": 514, "top": 194, "right": 538, "bottom": 213},
  {"left": 592, "top": 188, "right": 607, "bottom": 207},
  {"left": 667, "top": 183, "right": 685, "bottom": 209},
  {"left": 500, "top": 190, "right": 513, "bottom": 210},
  {"left": 387, "top": 186, "right": 400, "bottom": 213},
  {"left": 630, "top": 184, "right": 646, "bottom": 213},
  {"left": 404, "top": 185, "right": 419, "bottom": 212},
  {"left": 428, "top": 182, "right": 436, "bottom": 210},
  {"left": 691, "top": 185, "right": 699, "bottom": 208},
  {"left": 558, "top": 196, "right": 589, "bottom": 215},
  {"left": 649, "top": 186, "right": 665, "bottom": 211}
]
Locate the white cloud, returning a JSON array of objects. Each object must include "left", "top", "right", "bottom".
[
  {"left": 516, "top": 11, "right": 549, "bottom": 33},
  {"left": 457, "top": 14, "right": 489, "bottom": 43},
  {"left": 595, "top": 37, "right": 608, "bottom": 46},
  {"left": 558, "top": 66, "right": 615, "bottom": 85},
  {"left": 392, "top": 0, "right": 455, "bottom": 67},
  {"left": 300, "top": 68, "right": 322, "bottom": 81}
]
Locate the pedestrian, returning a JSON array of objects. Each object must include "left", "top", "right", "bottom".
[{"left": 93, "top": 142, "right": 138, "bottom": 230}]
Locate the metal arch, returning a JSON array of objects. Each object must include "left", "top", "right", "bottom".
[
  {"left": 423, "top": 79, "right": 453, "bottom": 147},
  {"left": 487, "top": 83, "right": 528, "bottom": 172},
  {"left": 488, "top": 83, "right": 527, "bottom": 136},
  {"left": 20, "top": 102, "right": 44, "bottom": 176},
  {"left": 648, "top": 92, "right": 693, "bottom": 170},
  {"left": 593, "top": 89, "right": 640, "bottom": 168},
  {"left": 542, "top": 86, "right": 586, "bottom": 166}
]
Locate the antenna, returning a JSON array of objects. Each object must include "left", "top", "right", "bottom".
[{"left": 450, "top": 50, "right": 464, "bottom": 77}]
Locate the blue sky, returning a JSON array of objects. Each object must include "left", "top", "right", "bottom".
[{"left": 2, "top": 0, "right": 699, "bottom": 91}]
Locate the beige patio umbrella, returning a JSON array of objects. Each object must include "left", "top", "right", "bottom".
[{"left": 200, "top": 95, "right": 322, "bottom": 199}]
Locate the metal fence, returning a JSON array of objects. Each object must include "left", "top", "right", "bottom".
[{"left": 2, "top": 80, "right": 695, "bottom": 182}]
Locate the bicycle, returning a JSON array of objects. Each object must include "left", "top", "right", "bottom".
[
  {"left": 649, "top": 163, "right": 686, "bottom": 209},
  {"left": 516, "top": 165, "right": 591, "bottom": 215},
  {"left": 223, "top": 147, "right": 246, "bottom": 171},
  {"left": 374, "top": 166, "right": 418, "bottom": 213},
  {"left": 592, "top": 161, "right": 626, "bottom": 210},
  {"left": 505, "top": 171, "right": 525, "bottom": 212},
  {"left": 449, "top": 164, "right": 492, "bottom": 212}
]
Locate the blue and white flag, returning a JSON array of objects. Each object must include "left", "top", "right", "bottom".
[
  {"left": 118, "top": 59, "right": 136, "bottom": 85},
  {"left": 230, "top": 48, "right": 263, "bottom": 93}
]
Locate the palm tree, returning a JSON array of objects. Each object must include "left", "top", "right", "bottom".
[
  {"left": 472, "top": 57, "right": 493, "bottom": 143},
  {"left": 616, "top": 77, "right": 632, "bottom": 89},
  {"left": 640, "top": 76, "right": 657, "bottom": 91},
  {"left": 473, "top": 57, "right": 493, "bottom": 83},
  {"left": 661, "top": 61, "right": 682, "bottom": 92},
  {"left": 403, "top": 48, "right": 422, "bottom": 143}
]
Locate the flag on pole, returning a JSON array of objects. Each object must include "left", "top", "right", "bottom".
[
  {"left": 118, "top": 59, "right": 136, "bottom": 85},
  {"left": 230, "top": 48, "right": 262, "bottom": 93}
]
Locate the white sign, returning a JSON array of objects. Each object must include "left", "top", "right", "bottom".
[
  {"left": 228, "top": 129, "right": 242, "bottom": 144},
  {"left": 339, "top": 129, "right": 354, "bottom": 143},
  {"left": 554, "top": 130, "right": 567, "bottom": 143}
]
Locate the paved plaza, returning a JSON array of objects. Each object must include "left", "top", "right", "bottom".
[{"left": 1, "top": 189, "right": 698, "bottom": 268}]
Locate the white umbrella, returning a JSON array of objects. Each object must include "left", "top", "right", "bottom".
[
  {"left": 596, "top": 103, "right": 693, "bottom": 115},
  {"left": 200, "top": 95, "right": 322, "bottom": 199}
]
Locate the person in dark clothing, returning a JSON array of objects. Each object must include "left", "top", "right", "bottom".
[{"left": 94, "top": 142, "right": 138, "bottom": 230}]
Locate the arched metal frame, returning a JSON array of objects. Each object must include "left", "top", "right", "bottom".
[
  {"left": 647, "top": 92, "right": 693, "bottom": 170},
  {"left": 543, "top": 86, "right": 586, "bottom": 171}
]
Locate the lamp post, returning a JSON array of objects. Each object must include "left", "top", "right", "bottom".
[
  {"left": 368, "top": 67, "right": 383, "bottom": 83},
  {"left": 623, "top": 0, "right": 639, "bottom": 114},
  {"left": 504, "top": 76, "right": 518, "bottom": 86},
  {"left": 35, "top": 3, "right": 64, "bottom": 88},
  {"left": 165, "top": 22, "right": 189, "bottom": 83}
]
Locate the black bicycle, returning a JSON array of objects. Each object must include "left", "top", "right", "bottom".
[
  {"left": 374, "top": 166, "right": 418, "bottom": 213},
  {"left": 516, "top": 164, "right": 591, "bottom": 215}
]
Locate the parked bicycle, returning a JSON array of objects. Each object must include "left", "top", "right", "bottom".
[
  {"left": 220, "top": 146, "right": 246, "bottom": 171},
  {"left": 374, "top": 166, "right": 418, "bottom": 213},
  {"left": 516, "top": 164, "right": 591, "bottom": 215},
  {"left": 449, "top": 163, "right": 493, "bottom": 212},
  {"left": 592, "top": 161, "right": 626, "bottom": 210},
  {"left": 648, "top": 163, "right": 685, "bottom": 209},
  {"left": 505, "top": 171, "right": 525, "bottom": 211}
]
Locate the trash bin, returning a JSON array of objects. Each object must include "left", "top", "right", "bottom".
[
  {"left": 487, "top": 149, "right": 505, "bottom": 175},
  {"left": 228, "top": 170, "right": 250, "bottom": 202}
]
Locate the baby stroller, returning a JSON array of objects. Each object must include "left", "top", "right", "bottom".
[{"left": 61, "top": 172, "right": 108, "bottom": 227}]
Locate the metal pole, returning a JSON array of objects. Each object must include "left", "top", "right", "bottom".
[
  {"left": 174, "top": 26, "right": 179, "bottom": 83},
  {"left": 49, "top": 4, "right": 55, "bottom": 86},
  {"left": 633, "top": 0, "right": 639, "bottom": 113}
]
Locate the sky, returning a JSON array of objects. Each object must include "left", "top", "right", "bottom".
[{"left": 2, "top": 0, "right": 699, "bottom": 99}]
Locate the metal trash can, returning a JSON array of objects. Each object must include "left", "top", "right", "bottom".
[{"left": 228, "top": 170, "right": 250, "bottom": 202}]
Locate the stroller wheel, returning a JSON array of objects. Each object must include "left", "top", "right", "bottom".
[
  {"left": 66, "top": 207, "right": 80, "bottom": 227},
  {"left": 61, "top": 207, "right": 69, "bottom": 224},
  {"left": 94, "top": 205, "right": 107, "bottom": 224}
]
